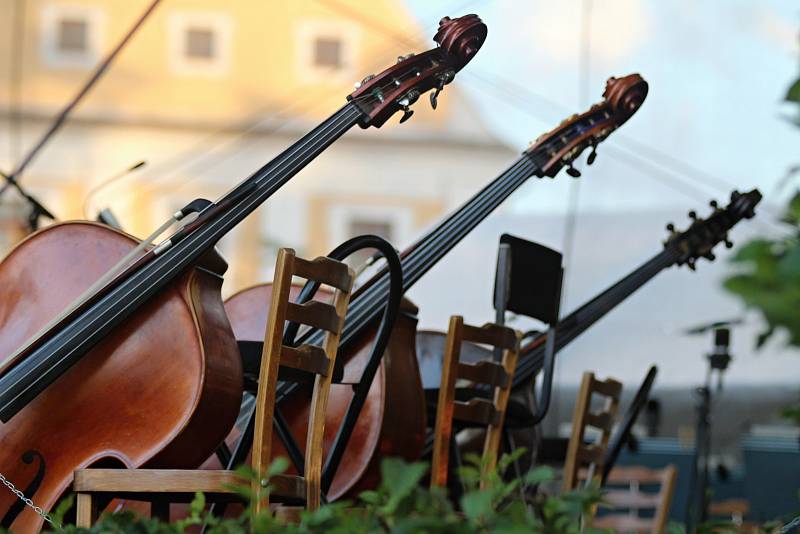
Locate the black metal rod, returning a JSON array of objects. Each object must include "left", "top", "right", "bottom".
[{"left": 4, "top": 0, "right": 162, "bottom": 187}]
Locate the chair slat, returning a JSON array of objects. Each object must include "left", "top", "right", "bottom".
[
  {"left": 74, "top": 469, "right": 242, "bottom": 493},
  {"left": 286, "top": 300, "right": 341, "bottom": 333},
  {"left": 280, "top": 344, "right": 330, "bottom": 377},
  {"left": 460, "top": 323, "right": 518, "bottom": 350},
  {"left": 576, "top": 444, "right": 605, "bottom": 465},
  {"left": 593, "top": 514, "right": 654, "bottom": 533},
  {"left": 585, "top": 411, "right": 614, "bottom": 431},
  {"left": 453, "top": 398, "right": 500, "bottom": 426},
  {"left": 590, "top": 377, "right": 623, "bottom": 398},
  {"left": 604, "top": 489, "right": 662, "bottom": 509},
  {"left": 606, "top": 466, "right": 672, "bottom": 485},
  {"left": 456, "top": 360, "right": 509, "bottom": 388},
  {"left": 292, "top": 256, "right": 353, "bottom": 291}
]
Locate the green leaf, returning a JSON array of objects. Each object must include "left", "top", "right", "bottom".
[
  {"left": 786, "top": 77, "right": 800, "bottom": 103},
  {"left": 460, "top": 488, "right": 495, "bottom": 523}
]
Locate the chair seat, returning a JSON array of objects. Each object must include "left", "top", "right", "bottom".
[{"left": 74, "top": 469, "right": 306, "bottom": 500}]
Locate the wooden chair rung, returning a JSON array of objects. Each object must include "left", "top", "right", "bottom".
[
  {"left": 453, "top": 398, "right": 500, "bottom": 426},
  {"left": 605, "top": 466, "right": 674, "bottom": 485},
  {"left": 74, "top": 469, "right": 243, "bottom": 494},
  {"left": 269, "top": 474, "right": 307, "bottom": 501},
  {"left": 286, "top": 300, "right": 341, "bottom": 333},
  {"left": 584, "top": 411, "right": 614, "bottom": 431},
  {"left": 590, "top": 377, "right": 623, "bottom": 398},
  {"left": 593, "top": 514, "right": 655, "bottom": 533},
  {"left": 576, "top": 444, "right": 606, "bottom": 465},
  {"left": 461, "top": 323, "right": 518, "bottom": 351},
  {"left": 292, "top": 256, "right": 353, "bottom": 292},
  {"left": 280, "top": 344, "right": 330, "bottom": 377},
  {"left": 456, "top": 360, "right": 509, "bottom": 388},
  {"left": 604, "top": 489, "right": 662, "bottom": 509}
]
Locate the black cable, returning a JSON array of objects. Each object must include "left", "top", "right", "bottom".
[{"left": 281, "top": 234, "right": 404, "bottom": 495}]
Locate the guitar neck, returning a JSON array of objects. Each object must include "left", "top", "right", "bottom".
[{"left": 0, "top": 103, "right": 364, "bottom": 421}]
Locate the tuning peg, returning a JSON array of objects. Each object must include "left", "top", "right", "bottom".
[
  {"left": 399, "top": 106, "right": 414, "bottom": 123},
  {"left": 587, "top": 142, "right": 598, "bottom": 165},
  {"left": 430, "top": 80, "right": 445, "bottom": 110},
  {"left": 688, "top": 210, "right": 697, "bottom": 220},
  {"left": 666, "top": 223, "right": 675, "bottom": 232},
  {"left": 704, "top": 252, "right": 716, "bottom": 261},
  {"left": 687, "top": 259, "right": 696, "bottom": 271},
  {"left": 724, "top": 239, "right": 733, "bottom": 249},
  {"left": 709, "top": 200, "right": 718, "bottom": 209},
  {"left": 566, "top": 164, "right": 581, "bottom": 178}
]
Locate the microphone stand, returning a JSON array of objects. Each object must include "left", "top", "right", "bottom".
[
  {"left": 0, "top": 170, "right": 56, "bottom": 232},
  {"left": 687, "top": 326, "right": 732, "bottom": 532}
]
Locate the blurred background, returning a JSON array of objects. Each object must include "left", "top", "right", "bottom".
[{"left": 0, "top": 0, "right": 798, "bottom": 522}]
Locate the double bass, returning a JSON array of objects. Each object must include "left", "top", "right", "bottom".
[
  {"left": 0, "top": 14, "right": 485, "bottom": 531},
  {"left": 222, "top": 74, "right": 649, "bottom": 499}
]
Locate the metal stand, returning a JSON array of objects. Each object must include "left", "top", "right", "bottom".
[{"left": 686, "top": 326, "right": 732, "bottom": 532}]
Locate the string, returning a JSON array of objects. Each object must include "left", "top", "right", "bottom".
[{"left": 0, "top": 105, "right": 365, "bottom": 412}]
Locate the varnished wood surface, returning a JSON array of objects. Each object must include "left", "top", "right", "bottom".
[{"left": 0, "top": 222, "right": 243, "bottom": 532}]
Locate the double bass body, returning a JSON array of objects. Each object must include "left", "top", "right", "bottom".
[{"left": 0, "top": 222, "right": 243, "bottom": 532}]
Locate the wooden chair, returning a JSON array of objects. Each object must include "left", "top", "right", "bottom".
[
  {"left": 562, "top": 371, "right": 623, "bottom": 492},
  {"left": 591, "top": 465, "right": 677, "bottom": 534},
  {"left": 430, "top": 316, "right": 521, "bottom": 490},
  {"left": 73, "top": 248, "right": 354, "bottom": 526}
]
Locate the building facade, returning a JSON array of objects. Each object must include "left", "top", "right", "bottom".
[{"left": 0, "top": 0, "right": 516, "bottom": 292}]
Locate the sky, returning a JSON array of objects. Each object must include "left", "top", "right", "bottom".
[
  {"left": 406, "top": 0, "right": 799, "bottom": 215},
  {"left": 400, "top": 0, "right": 800, "bottom": 387}
]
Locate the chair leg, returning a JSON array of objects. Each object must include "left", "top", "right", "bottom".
[{"left": 76, "top": 493, "right": 96, "bottom": 527}]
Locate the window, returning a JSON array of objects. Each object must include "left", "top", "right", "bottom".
[
  {"left": 295, "top": 21, "right": 359, "bottom": 83},
  {"left": 185, "top": 27, "right": 215, "bottom": 60},
  {"left": 41, "top": 4, "right": 105, "bottom": 68},
  {"left": 57, "top": 18, "right": 88, "bottom": 52},
  {"left": 327, "top": 203, "right": 412, "bottom": 269},
  {"left": 168, "top": 12, "right": 233, "bottom": 76},
  {"left": 313, "top": 37, "right": 342, "bottom": 69}
]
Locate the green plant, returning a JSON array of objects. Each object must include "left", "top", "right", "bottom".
[
  {"left": 4, "top": 453, "right": 605, "bottom": 533},
  {"left": 723, "top": 63, "right": 800, "bottom": 425},
  {"left": 723, "top": 69, "right": 800, "bottom": 350}
]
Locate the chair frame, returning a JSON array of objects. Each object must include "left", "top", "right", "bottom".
[
  {"left": 430, "top": 316, "right": 521, "bottom": 490},
  {"left": 591, "top": 464, "right": 677, "bottom": 534},
  {"left": 562, "top": 370, "right": 622, "bottom": 492},
  {"left": 74, "top": 248, "right": 354, "bottom": 525}
]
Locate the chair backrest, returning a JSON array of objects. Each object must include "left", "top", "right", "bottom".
[
  {"left": 430, "top": 316, "right": 521, "bottom": 489},
  {"left": 591, "top": 465, "right": 678, "bottom": 534},
  {"left": 562, "top": 371, "right": 623, "bottom": 492},
  {"left": 252, "top": 248, "right": 354, "bottom": 512}
]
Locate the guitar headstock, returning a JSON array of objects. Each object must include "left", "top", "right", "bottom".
[
  {"left": 525, "top": 74, "right": 648, "bottom": 177},
  {"left": 348, "top": 14, "right": 487, "bottom": 129},
  {"left": 665, "top": 189, "right": 763, "bottom": 269}
]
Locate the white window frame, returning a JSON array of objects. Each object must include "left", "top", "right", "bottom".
[
  {"left": 294, "top": 20, "right": 360, "bottom": 84},
  {"left": 40, "top": 3, "right": 106, "bottom": 69},
  {"left": 328, "top": 203, "right": 412, "bottom": 250},
  {"left": 167, "top": 11, "right": 233, "bottom": 77}
]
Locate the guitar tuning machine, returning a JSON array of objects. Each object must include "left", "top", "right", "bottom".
[
  {"left": 353, "top": 74, "right": 375, "bottom": 90},
  {"left": 398, "top": 89, "right": 421, "bottom": 123},
  {"left": 430, "top": 70, "right": 455, "bottom": 110},
  {"left": 709, "top": 200, "right": 719, "bottom": 209},
  {"left": 666, "top": 222, "right": 676, "bottom": 233},
  {"left": 566, "top": 163, "right": 581, "bottom": 178},
  {"left": 688, "top": 210, "right": 698, "bottom": 221},
  {"left": 587, "top": 142, "right": 598, "bottom": 165}
]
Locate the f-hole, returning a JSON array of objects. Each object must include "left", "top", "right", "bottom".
[{"left": 1, "top": 449, "right": 46, "bottom": 528}]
